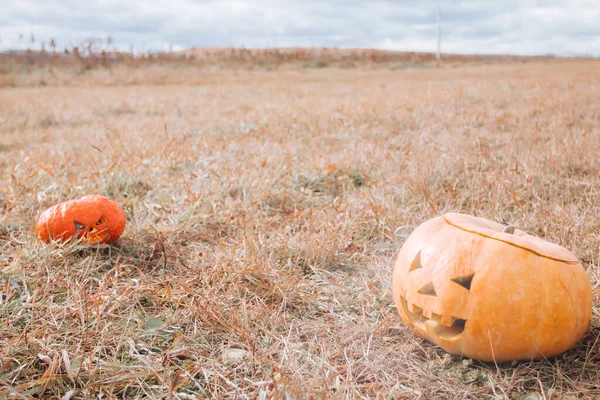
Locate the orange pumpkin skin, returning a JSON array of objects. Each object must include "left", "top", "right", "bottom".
[
  {"left": 392, "top": 213, "right": 592, "bottom": 363},
  {"left": 36, "top": 195, "right": 126, "bottom": 244}
]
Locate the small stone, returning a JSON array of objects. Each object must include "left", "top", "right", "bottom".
[{"left": 223, "top": 348, "right": 248, "bottom": 364}]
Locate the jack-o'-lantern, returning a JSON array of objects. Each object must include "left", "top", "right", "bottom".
[
  {"left": 36, "top": 195, "right": 126, "bottom": 244},
  {"left": 392, "top": 213, "right": 592, "bottom": 362}
]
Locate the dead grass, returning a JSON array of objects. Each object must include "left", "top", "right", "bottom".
[{"left": 0, "top": 58, "right": 600, "bottom": 399}]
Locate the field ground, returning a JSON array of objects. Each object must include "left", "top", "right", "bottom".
[{"left": 1, "top": 57, "right": 600, "bottom": 398}]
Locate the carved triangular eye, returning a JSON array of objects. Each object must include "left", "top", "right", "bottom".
[
  {"left": 417, "top": 282, "right": 437, "bottom": 297},
  {"left": 408, "top": 250, "right": 423, "bottom": 272},
  {"left": 451, "top": 273, "right": 475, "bottom": 291},
  {"left": 74, "top": 221, "right": 85, "bottom": 231}
]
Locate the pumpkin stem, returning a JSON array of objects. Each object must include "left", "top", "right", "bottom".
[{"left": 503, "top": 225, "right": 517, "bottom": 234}]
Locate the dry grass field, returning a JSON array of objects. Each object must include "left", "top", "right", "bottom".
[{"left": 1, "top": 54, "right": 600, "bottom": 399}]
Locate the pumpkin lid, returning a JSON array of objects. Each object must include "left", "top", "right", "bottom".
[{"left": 443, "top": 213, "right": 579, "bottom": 264}]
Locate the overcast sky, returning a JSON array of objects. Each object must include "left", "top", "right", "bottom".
[{"left": 2, "top": 0, "right": 599, "bottom": 56}]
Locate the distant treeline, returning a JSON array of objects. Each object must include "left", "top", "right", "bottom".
[{"left": 0, "top": 36, "right": 575, "bottom": 70}]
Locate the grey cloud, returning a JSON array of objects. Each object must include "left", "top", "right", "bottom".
[{"left": 1, "top": 0, "right": 599, "bottom": 56}]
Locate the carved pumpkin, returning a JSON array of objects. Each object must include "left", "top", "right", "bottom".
[
  {"left": 36, "top": 195, "right": 126, "bottom": 244},
  {"left": 392, "top": 213, "right": 592, "bottom": 362}
]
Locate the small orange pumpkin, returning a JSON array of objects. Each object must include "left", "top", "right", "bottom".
[
  {"left": 36, "top": 195, "right": 126, "bottom": 244},
  {"left": 392, "top": 213, "right": 592, "bottom": 362}
]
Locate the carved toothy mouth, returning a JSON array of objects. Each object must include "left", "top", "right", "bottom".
[
  {"left": 398, "top": 296, "right": 466, "bottom": 339},
  {"left": 73, "top": 217, "right": 110, "bottom": 243}
]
